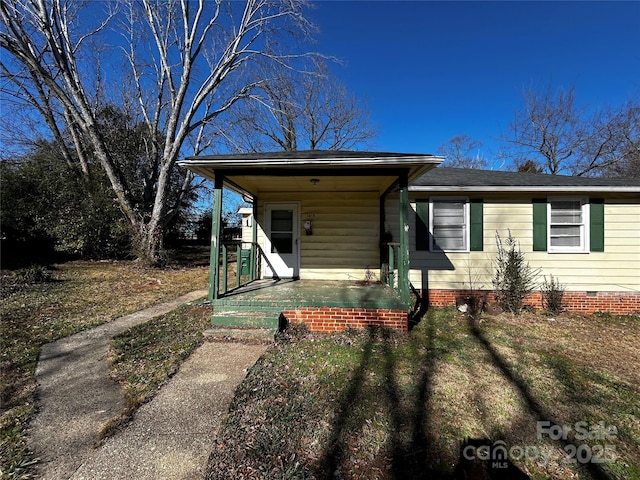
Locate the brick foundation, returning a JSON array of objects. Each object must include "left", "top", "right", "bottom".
[
  {"left": 281, "top": 307, "right": 408, "bottom": 333},
  {"left": 425, "top": 289, "right": 640, "bottom": 315}
]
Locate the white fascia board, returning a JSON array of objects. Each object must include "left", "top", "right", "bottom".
[
  {"left": 180, "top": 156, "right": 443, "bottom": 169},
  {"left": 409, "top": 185, "right": 640, "bottom": 193}
]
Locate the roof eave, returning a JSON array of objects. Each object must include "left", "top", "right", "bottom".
[
  {"left": 179, "top": 155, "right": 443, "bottom": 170},
  {"left": 409, "top": 185, "right": 640, "bottom": 193},
  {"left": 178, "top": 155, "right": 444, "bottom": 193}
]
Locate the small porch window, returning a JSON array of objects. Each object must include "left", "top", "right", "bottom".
[{"left": 270, "top": 209, "right": 294, "bottom": 254}]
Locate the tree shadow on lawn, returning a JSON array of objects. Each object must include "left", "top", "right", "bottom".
[
  {"left": 316, "top": 308, "right": 620, "bottom": 479},
  {"left": 318, "top": 321, "right": 444, "bottom": 479},
  {"left": 465, "top": 315, "right": 613, "bottom": 480},
  {"left": 318, "top": 315, "right": 531, "bottom": 480}
]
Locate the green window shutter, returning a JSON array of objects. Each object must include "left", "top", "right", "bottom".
[
  {"left": 590, "top": 198, "right": 605, "bottom": 252},
  {"left": 469, "top": 199, "right": 483, "bottom": 251},
  {"left": 532, "top": 199, "right": 547, "bottom": 251},
  {"left": 415, "top": 200, "right": 429, "bottom": 251}
]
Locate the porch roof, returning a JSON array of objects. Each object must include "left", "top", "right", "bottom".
[{"left": 180, "top": 150, "right": 443, "bottom": 196}]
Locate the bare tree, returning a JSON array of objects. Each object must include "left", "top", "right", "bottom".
[
  {"left": 437, "top": 134, "right": 487, "bottom": 169},
  {"left": 223, "top": 60, "right": 377, "bottom": 152},
  {"left": 1, "top": 0, "right": 313, "bottom": 264},
  {"left": 505, "top": 85, "right": 583, "bottom": 175},
  {"left": 576, "top": 100, "right": 640, "bottom": 178},
  {"left": 504, "top": 84, "right": 639, "bottom": 176}
]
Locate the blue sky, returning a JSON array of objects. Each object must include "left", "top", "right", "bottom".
[{"left": 307, "top": 1, "right": 640, "bottom": 163}]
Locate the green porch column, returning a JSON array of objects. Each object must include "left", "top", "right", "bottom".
[
  {"left": 208, "top": 174, "right": 224, "bottom": 301},
  {"left": 398, "top": 171, "right": 410, "bottom": 306},
  {"left": 250, "top": 198, "right": 258, "bottom": 280}
]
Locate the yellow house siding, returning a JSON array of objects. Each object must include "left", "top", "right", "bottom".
[
  {"left": 526, "top": 200, "right": 640, "bottom": 291},
  {"left": 239, "top": 210, "right": 253, "bottom": 245},
  {"left": 241, "top": 227, "right": 252, "bottom": 245},
  {"left": 385, "top": 195, "right": 640, "bottom": 293},
  {"left": 258, "top": 191, "right": 380, "bottom": 280}
]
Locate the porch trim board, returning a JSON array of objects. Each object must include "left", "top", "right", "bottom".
[{"left": 208, "top": 174, "right": 224, "bottom": 301}]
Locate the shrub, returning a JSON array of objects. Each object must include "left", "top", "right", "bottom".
[
  {"left": 1, "top": 151, "right": 132, "bottom": 261},
  {"left": 14, "top": 265, "right": 53, "bottom": 284},
  {"left": 492, "top": 231, "right": 539, "bottom": 314},
  {"left": 542, "top": 275, "right": 565, "bottom": 314}
]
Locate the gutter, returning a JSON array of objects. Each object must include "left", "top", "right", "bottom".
[
  {"left": 179, "top": 157, "right": 444, "bottom": 171},
  {"left": 409, "top": 185, "right": 640, "bottom": 193}
]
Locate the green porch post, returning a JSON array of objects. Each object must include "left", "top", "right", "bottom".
[
  {"left": 250, "top": 198, "right": 258, "bottom": 280},
  {"left": 398, "top": 171, "right": 411, "bottom": 306},
  {"left": 208, "top": 174, "right": 224, "bottom": 301}
]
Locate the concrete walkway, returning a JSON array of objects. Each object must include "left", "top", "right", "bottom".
[{"left": 28, "top": 290, "right": 270, "bottom": 479}]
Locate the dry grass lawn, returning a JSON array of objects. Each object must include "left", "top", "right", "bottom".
[
  {"left": 208, "top": 308, "right": 640, "bottom": 480},
  {"left": 1, "top": 251, "right": 209, "bottom": 478}
]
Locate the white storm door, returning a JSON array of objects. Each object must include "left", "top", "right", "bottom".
[{"left": 264, "top": 203, "right": 299, "bottom": 278}]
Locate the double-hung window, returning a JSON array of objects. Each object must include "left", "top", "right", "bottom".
[
  {"left": 430, "top": 198, "right": 469, "bottom": 251},
  {"left": 548, "top": 198, "right": 589, "bottom": 252},
  {"left": 533, "top": 197, "right": 603, "bottom": 253},
  {"left": 416, "top": 198, "right": 483, "bottom": 252}
]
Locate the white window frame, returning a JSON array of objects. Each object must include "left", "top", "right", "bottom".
[
  {"left": 429, "top": 197, "right": 470, "bottom": 252},
  {"left": 547, "top": 197, "right": 590, "bottom": 253}
]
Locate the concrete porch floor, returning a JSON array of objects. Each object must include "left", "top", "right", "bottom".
[{"left": 213, "top": 279, "right": 407, "bottom": 310}]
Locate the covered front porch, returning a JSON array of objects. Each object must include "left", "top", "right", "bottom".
[
  {"left": 210, "top": 279, "right": 411, "bottom": 332},
  {"left": 179, "top": 150, "right": 442, "bottom": 331}
]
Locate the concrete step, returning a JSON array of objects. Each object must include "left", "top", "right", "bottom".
[
  {"left": 212, "top": 303, "right": 285, "bottom": 314},
  {"left": 204, "top": 324, "right": 275, "bottom": 344},
  {"left": 210, "top": 309, "right": 280, "bottom": 330}
]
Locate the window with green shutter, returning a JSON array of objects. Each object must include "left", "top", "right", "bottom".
[
  {"left": 590, "top": 199, "right": 605, "bottom": 252},
  {"left": 532, "top": 199, "right": 547, "bottom": 251},
  {"left": 470, "top": 199, "right": 483, "bottom": 251},
  {"left": 415, "top": 200, "right": 429, "bottom": 251},
  {"left": 415, "top": 198, "right": 483, "bottom": 252},
  {"left": 532, "top": 197, "right": 604, "bottom": 253},
  {"left": 549, "top": 198, "right": 586, "bottom": 252},
  {"left": 431, "top": 199, "right": 467, "bottom": 251}
]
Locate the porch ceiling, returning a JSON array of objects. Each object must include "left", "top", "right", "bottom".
[{"left": 226, "top": 174, "right": 398, "bottom": 194}]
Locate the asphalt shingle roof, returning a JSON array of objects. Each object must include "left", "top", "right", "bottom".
[
  {"left": 412, "top": 167, "right": 640, "bottom": 189},
  {"left": 184, "top": 150, "right": 639, "bottom": 191}
]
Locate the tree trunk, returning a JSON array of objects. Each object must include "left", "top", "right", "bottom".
[
  {"left": 1, "top": 0, "right": 314, "bottom": 266},
  {"left": 133, "top": 222, "right": 165, "bottom": 266}
]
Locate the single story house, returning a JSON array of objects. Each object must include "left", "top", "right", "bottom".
[{"left": 180, "top": 150, "right": 640, "bottom": 331}]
